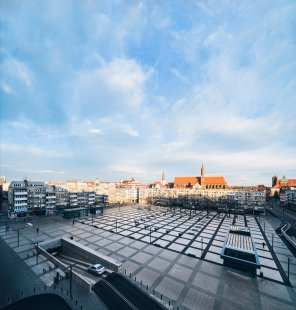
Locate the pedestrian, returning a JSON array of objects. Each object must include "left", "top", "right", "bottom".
[
  {"left": 262, "top": 241, "right": 265, "bottom": 249},
  {"left": 36, "top": 227, "right": 39, "bottom": 234}
]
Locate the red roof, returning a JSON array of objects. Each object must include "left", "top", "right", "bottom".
[
  {"left": 174, "top": 177, "right": 199, "bottom": 186},
  {"left": 272, "top": 180, "right": 281, "bottom": 189},
  {"left": 288, "top": 179, "right": 296, "bottom": 187},
  {"left": 272, "top": 178, "right": 296, "bottom": 189},
  {"left": 174, "top": 176, "right": 227, "bottom": 187},
  {"left": 203, "top": 176, "right": 227, "bottom": 185}
]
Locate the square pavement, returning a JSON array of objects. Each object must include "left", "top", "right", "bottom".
[{"left": 1, "top": 207, "right": 296, "bottom": 310}]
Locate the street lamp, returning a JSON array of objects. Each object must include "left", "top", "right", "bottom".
[
  {"left": 149, "top": 226, "right": 153, "bottom": 244},
  {"left": 16, "top": 227, "right": 25, "bottom": 247},
  {"left": 61, "top": 263, "right": 76, "bottom": 298},
  {"left": 32, "top": 239, "right": 44, "bottom": 265}
]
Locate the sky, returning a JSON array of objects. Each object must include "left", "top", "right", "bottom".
[{"left": 1, "top": 0, "right": 296, "bottom": 186}]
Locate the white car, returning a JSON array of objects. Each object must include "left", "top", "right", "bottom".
[{"left": 87, "top": 264, "right": 106, "bottom": 275}]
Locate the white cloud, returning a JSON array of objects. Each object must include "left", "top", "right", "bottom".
[
  {"left": 170, "top": 68, "right": 188, "bottom": 84},
  {"left": 2, "top": 58, "right": 34, "bottom": 87},
  {"left": 70, "top": 58, "right": 151, "bottom": 119},
  {"left": 110, "top": 164, "right": 146, "bottom": 176},
  {"left": 12, "top": 168, "right": 64, "bottom": 174},
  {"left": 88, "top": 128, "right": 102, "bottom": 135},
  {"left": 119, "top": 124, "right": 140, "bottom": 137},
  {"left": 1, "top": 143, "right": 65, "bottom": 158},
  {"left": 0, "top": 80, "right": 13, "bottom": 94}
]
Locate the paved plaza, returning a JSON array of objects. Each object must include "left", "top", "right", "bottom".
[{"left": 1, "top": 206, "right": 296, "bottom": 310}]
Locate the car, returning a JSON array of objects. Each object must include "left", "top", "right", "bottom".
[{"left": 87, "top": 264, "right": 106, "bottom": 275}]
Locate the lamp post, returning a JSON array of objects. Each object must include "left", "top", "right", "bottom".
[
  {"left": 32, "top": 240, "right": 44, "bottom": 265},
  {"left": 201, "top": 237, "right": 203, "bottom": 255},
  {"left": 62, "top": 263, "right": 76, "bottom": 298}
]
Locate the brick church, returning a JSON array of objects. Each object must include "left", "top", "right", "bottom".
[{"left": 173, "top": 163, "right": 228, "bottom": 190}]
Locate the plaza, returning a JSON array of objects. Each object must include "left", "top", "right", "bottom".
[{"left": 1, "top": 206, "right": 296, "bottom": 309}]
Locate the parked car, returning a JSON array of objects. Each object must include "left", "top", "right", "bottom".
[{"left": 87, "top": 264, "right": 106, "bottom": 275}]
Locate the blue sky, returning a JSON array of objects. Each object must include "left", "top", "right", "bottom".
[{"left": 1, "top": 0, "right": 296, "bottom": 185}]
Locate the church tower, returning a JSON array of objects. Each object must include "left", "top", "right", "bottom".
[
  {"left": 161, "top": 171, "right": 166, "bottom": 186},
  {"left": 272, "top": 175, "right": 278, "bottom": 187},
  {"left": 201, "top": 163, "right": 205, "bottom": 189}
]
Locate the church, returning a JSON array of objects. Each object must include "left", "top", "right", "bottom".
[{"left": 173, "top": 163, "right": 228, "bottom": 190}]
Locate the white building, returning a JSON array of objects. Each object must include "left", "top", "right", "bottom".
[
  {"left": 226, "top": 190, "right": 266, "bottom": 206},
  {"left": 8, "top": 180, "right": 47, "bottom": 217},
  {"left": 282, "top": 189, "right": 296, "bottom": 208}
]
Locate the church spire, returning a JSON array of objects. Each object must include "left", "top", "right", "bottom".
[
  {"left": 201, "top": 162, "right": 205, "bottom": 178},
  {"left": 201, "top": 162, "right": 205, "bottom": 189},
  {"left": 161, "top": 171, "right": 166, "bottom": 185}
]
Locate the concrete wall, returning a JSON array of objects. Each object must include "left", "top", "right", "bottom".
[
  {"left": 281, "top": 224, "right": 296, "bottom": 250},
  {"left": 38, "top": 238, "right": 92, "bottom": 291},
  {"left": 61, "top": 237, "right": 122, "bottom": 272}
]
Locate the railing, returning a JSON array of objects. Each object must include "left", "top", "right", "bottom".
[{"left": 281, "top": 223, "right": 296, "bottom": 250}]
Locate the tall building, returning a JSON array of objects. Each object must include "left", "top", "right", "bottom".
[
  {"left": 173, "top": 163, "right": 227, "bottom": 190},
  {"left": 8, "top": 180, "right": 47, "bottom": 217}
]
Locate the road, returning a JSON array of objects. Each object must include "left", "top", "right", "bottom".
[
  {"left": 55, "top": 254, "right": 109, "bottom": 285},
  {"left": 266, "top": 205, "right": 296, "bottom": 227}
]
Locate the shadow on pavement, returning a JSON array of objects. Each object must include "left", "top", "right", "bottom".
[{"left": 3, "top": 293, "right": 71, "bottom": 310}]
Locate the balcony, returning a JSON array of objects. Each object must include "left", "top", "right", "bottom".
[
  {"left": 14, "top": 197, "right": 27, "bottom": 201},
  {"left": 14, "top": 191, "right": 28, "bottom": 195},
  {"left": 13, "top": 202, "right": 27, "bottom": 207}
]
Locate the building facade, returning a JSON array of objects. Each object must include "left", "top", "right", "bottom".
[
  {"left": 271, "top": 175, "right": 296, "bottom": 196},
  {"left": 280, "top": 189, "right": 296, "bottom": 208},
  {"left": 8, "top": 180, "right": 98, "bottom": 218},
  {"left": 173, "top": 163, "right": 228, "bottom": 190}
]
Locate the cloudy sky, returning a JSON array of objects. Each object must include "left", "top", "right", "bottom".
[{"left": 1, "top": 0, "right": 296, "bottom": 185}]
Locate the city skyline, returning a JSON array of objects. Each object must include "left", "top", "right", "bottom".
[{"left": 1, "top": 1, "right": 296, "bottom": 185}]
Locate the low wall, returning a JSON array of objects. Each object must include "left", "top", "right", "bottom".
[
  {"left": 61, "top": 237, "right": 122, "bottom": 272},
  {"left": 38, "top": 239, "right": 92, "bottom": 291},
  {"left": 281, "top": 224, "right": 296, "bottom": 250}
]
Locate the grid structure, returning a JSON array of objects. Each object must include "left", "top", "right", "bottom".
[
  {"left": 1, "top": 207, "right": 296, "bottom": 310},
  {"left": 78, "top": 207, "right": 288, "bottom": 283},
  {"left": 226, "top": 233, "right": 254, "bottom": 252}
]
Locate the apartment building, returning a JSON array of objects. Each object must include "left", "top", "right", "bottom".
[
  {"left": 8, "top": 180, "right": 98, "bottom": 217},
  {"left": 226, "top": 190, "right": 266, "bottom": 206},
  {"left": 280, "top": 189, "right": 296, "bottom": 208},
  {"left": 8, "top": 180, "right": 47, "bottom": 217}
]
